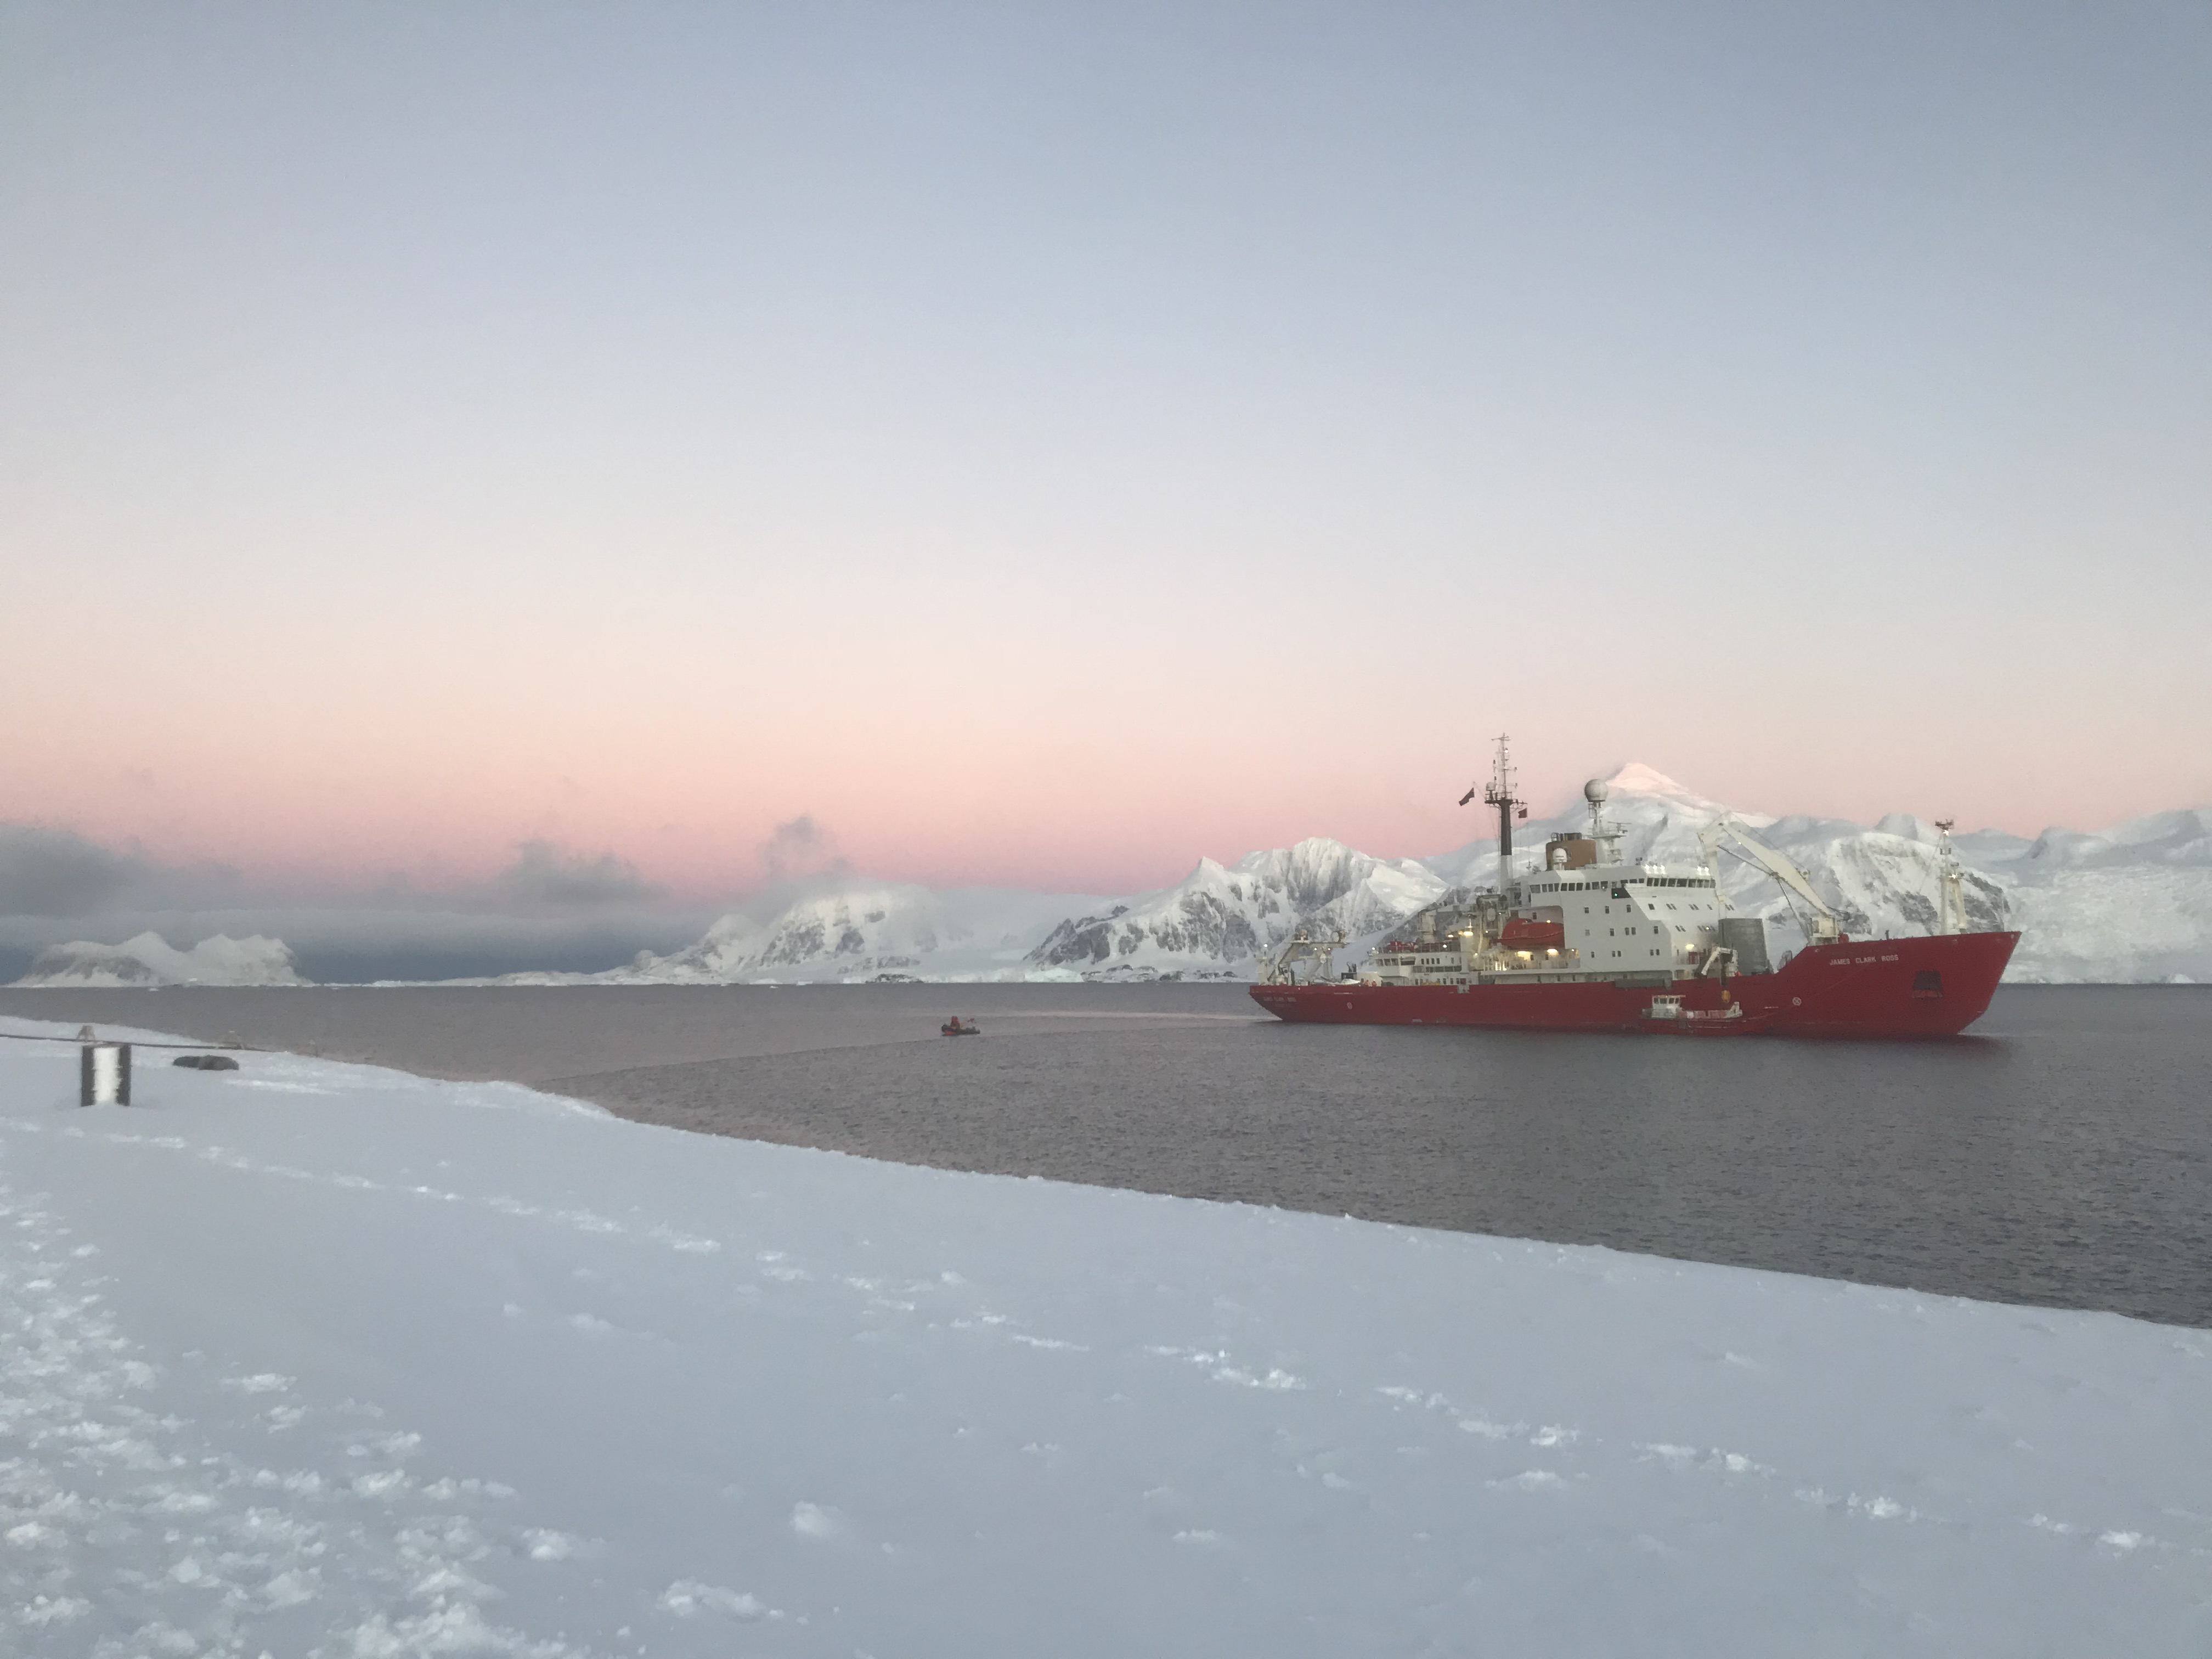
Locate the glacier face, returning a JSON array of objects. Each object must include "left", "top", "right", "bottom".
[
  {"left": 609, "top": 767, "right": 2208, "bottom": 986},
  {"left": 10, "top": 931, "right": 310, "bottom": 988}
]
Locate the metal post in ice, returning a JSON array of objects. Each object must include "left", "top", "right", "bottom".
[{"left": 79, "top": 1041, "right": 132, "bottom": 1107}]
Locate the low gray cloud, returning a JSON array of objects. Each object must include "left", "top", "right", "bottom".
[
  {"left": 0, "top": 822, "right": 707, "bottom": 982},
  {"left": 761, "top": 815, "right": 849, "bottom": 883},
  {"left": 0, "top": 904, "right": 715, "bottom": 985},
  {"left": 0, "top": 825, "right": 149, "bottom": 916},
  {"left": 492, "top": 840, "right": 662, "bottom": 909}
]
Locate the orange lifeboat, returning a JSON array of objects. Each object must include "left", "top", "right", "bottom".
[{"left": 1499, "top": 917, "right": 1564, "bottom": 951}]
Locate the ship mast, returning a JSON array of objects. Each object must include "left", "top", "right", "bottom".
[
  {"left": 1933, "top": 819, "right": 1968, "bottom": 935},
  {"left": 1456, "top": 733, "right": 1523, "bottom": 894}
]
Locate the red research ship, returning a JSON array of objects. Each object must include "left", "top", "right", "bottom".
[{"left": 1250, "top": 739, "right": 2018, "bottom": 1038}]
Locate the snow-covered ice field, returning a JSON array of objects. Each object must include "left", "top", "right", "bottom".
[{"left": 3, "top": 1017, "right": 2207, "bottom": 1657}]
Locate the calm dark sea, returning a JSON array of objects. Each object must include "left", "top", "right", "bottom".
[{"left": 5, "top": 983, "right": 2206, "bottom": 1327}]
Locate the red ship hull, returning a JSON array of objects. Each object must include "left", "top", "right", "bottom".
[{"left": 1250, "top": 930, "right": 2019, "bottom": 1038}]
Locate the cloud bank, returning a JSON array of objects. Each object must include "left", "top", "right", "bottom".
[
  {"left": 493, "top": 841, "right": 662, "bottom": 909},
  {"left": 760, "top": 815, "right": 849, "bottom": 884},
  {"left": 0, "top": 825, "right": 150, "bottom": 916},
  {"left": 0, "top": 823, "right": 707, "bottom": 983}
]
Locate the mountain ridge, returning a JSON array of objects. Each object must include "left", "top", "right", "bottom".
[
  {"left": 583, "top": 765, "right": 2212, "bottom": 987},
  {"left": 14, "top": 767, "right": 2205, "bottom": 987}
]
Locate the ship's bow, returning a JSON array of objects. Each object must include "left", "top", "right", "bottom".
[{"left": 1762, "top": 930, "right": 2019, "bottom": 1036}]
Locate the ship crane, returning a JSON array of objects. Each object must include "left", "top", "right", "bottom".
[
  {"left": 1260, "top": 923, "right": 1348, "bottom": 986},
  {"left": 1698, "top": 816, "right": 1844, "bottom": 947}
]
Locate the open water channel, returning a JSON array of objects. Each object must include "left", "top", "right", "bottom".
[{"left": 3, "top": 983, "right": 2204, "bottom": 1327}]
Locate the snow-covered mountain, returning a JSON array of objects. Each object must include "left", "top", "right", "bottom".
[
  {"left": 1412, "top": 767, "right": 2205, "bottom": 983},
  {"left": 1420, "top": 763, "right": 1757, "bottom": 890},
  {"left": 595, "top": 887, "right": 1108, "bottom": 985},
  {"left": 524, "top": 765, "right": 2207, "bottom": 986},
  {"left": 10, "top": 931, "right": 309, "bottom": 988},
  {"left": 1409, "top": 766, "right": 2024, "bottom": 973},
  {"left": 1026, "top": 838, "right": 1446, "bottom": 980},
  {"left": 1937, "top": 810, "right": 2212, "bottom": 984}
]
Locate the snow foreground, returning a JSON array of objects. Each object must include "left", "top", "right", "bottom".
[{"left": 3, "top": 1019, "right": 2207, "bottom": 1658}]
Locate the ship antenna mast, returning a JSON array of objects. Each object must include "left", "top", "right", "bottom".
[
  {"left": 1933, "top": 817, "right": 1968, "bottom": 935},
  {"left": 1456, "top": 733, "right": 1523, "bottom": 894}
]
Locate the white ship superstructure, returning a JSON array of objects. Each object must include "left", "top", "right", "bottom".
[
  {"left": 1262, "top": 738, "right": 1844, "bottom": 993},
  {"left": 1357, "top": 772, "right": 1753, "bottom": 989}
]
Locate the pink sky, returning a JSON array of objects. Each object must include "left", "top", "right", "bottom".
[
  {"left": 8, "top": 623, "right": 2199, "bottom": 904},
  {"left": 5, "top": 5, "right": 2207, "bottom": 906}
]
